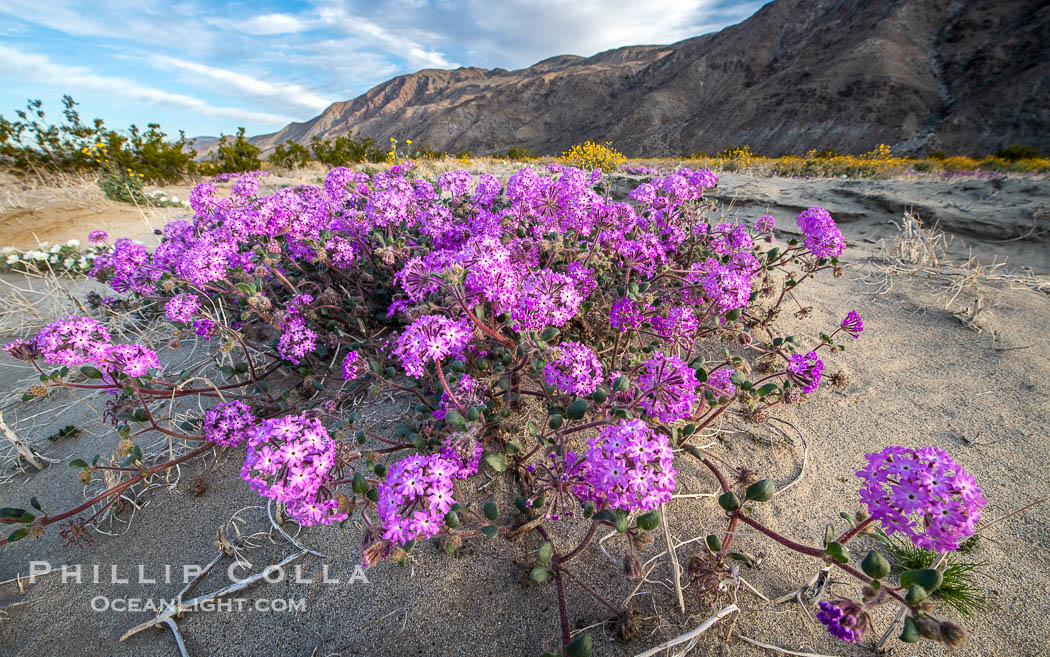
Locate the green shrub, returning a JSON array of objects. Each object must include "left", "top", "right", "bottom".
[
  {"left": 310, "top": 133, "right": 387, "bottom": 167},
  {"left": 202, "top": 127, "right": 261, "bottom": 175},
  {"left": 504, "top": 145, "right": 537, "bottom": 160},
  {"left": 269, "top": 140, "right": 311, "bottom": 170},
  {"left": 994, "top": 144, "right": 1044, "bottom": 162}
]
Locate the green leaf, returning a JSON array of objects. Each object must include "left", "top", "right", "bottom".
[
  {"left": 565, "top": 398, "right": 588, "bottom": 420},
  {"left": 900, "top": 568, "right": 943, "bottom": 593},
  {"left": 79, "top": 365, "right": 103, "bottom": 379},
  {"left": 7, "top": 528, "right": 27, "bottom": 542},
  {"left": 612, "top": 376, "right": 630, "bottom": 392},
  {"left": 528, "top": 565, "right": 549, "bottom": 583},
  {"left": 565, "top": 633, "right": 593, "bottom": 657},
  {"left": 826, "top": 541, "right": 849, "bottom": 564},
  {"left": 444, "top": 511, "right": 460, "bottom": 529},
  {"left": 899, "top": 616, "right": 921, "bottom": 643},
  {"left": 727, "top": 552, "right": 754, "bottom": 567},
  {"left": 484, "top": 502, "right": 499, "bottom": 521},
  {"left": 582, "top": 500, "right": 595, "bottom": 518},
  {"left": 614, "top": 512, "right": 628, "bottom": 534},
  {"left": 445, "top": 410, "right": 466, "bottom": 429},
  {"left": 594, "top": 509, "right": 618, "bottom": 524},
  {"left": 0, "top": 508, "right": 27, "bottom": 520},
  {"left": 538, "top": 541, "right": 554, "bottom": 565},
  {"left": 905, "top": 583, "right": 928, "bottom": 606},
  {"left": 636, "top": 509, "right": 661, "bottom": 531},
  {"left": 29, "top": 497, "right": 41, "bottom": 511},
  {"left": 861, "top": 550, "right": 891, "bottom": 580},
  {"left": 484, "top": 453, "right": 507, "bottom": 473},
  {"left": 352, "top": 473, "right": 368, "bottom": 495},
  {"left": 504, "top": 438, "right": 522, "bottom": 456},
  {"left": 69, "top": 459, "right": 89, "bottom": 469},
  {"left": 717, "top": 491, "right": 741, "bottom": 513},
  {"left": 706, "top": 534, "right": 722, "bottom": 552},
  {"left": 547, "top": 414, "right": 563, "bottom": 430},
  {"left": 480, "top": 525, "right": 498, "bottom": 539},
  {"left": 132, "top": 408, "right": 149, "bottom": 423},
  {"left": 744, "top": 479, "right": 776, "bottom": 503}
]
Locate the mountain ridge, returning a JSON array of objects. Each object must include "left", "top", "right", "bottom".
[{"left": 228, "top": 0, "right": 1050, "bottom": 158}]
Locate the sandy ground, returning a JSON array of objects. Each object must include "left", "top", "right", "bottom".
[{"left": 0, "top": 170, "right": 1047, "bottom": 657}]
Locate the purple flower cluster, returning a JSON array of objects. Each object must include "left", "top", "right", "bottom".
[
  {"left": 242, "top": 414, "right": 345, "bottom": 526},
  {"left": 796, "top": 207, "right": 845, "bottom": 259},
  {"left": 203, "top": 400, "right": 255, "bottom": 447},
  {"left": 437, "top": 170, "right": 473, "bottom": 198},
  {"left": 439, "top": 433, "right": 484, "bottom": 478},
  {"left": 164, "top": 293, "right": 201, "bottom": 323},
  {"left": 578, "top": 419, "right": 676, "bottom": 512},
  {"left": 432, "top": 374, "right": 482, "bottom": 421},
  {"left": 842, "top": 310, "right": 863, "bottom": 338},
  {"left": 610, "top": 297, "right": 644, "bottom": 332},
  {"left": 27, "top": 315, "right": 162, "bottom": 378},
  {"left": 101, "top": 344, "right": 161, "bottom": 378},
  {"left": 33, "top": 315, "right": 111, "bottom": 367},
  {"left": 705, "top": 368, "right": 737, "bottom": 398},
  {"left": 342, "top": 350, "right": 364, "bottom": 381},
  {"left": 326, "top": 236, "right": 357, "bottom": 268},
  {"left": 277, "top": 296, "right": 317, "bottom": 365},
  {"left": 787, "top": 352, "right": 823, "bottom": 394},
  {"left": 857, "top": 446, "right": 986, "bottom": 552},
  {"left": 816, "top": 600, "right": 867, "bottom": 643},
  {"left": 637, "top": 352, "right": 700, "bottom": 422},
  {"left": 543, "top": 341, "right": 604, "bottom": 397},
  {"left": 685, "top": 257, "right": 754, "bottom": 313},
  {"left": 651, "top": 305, "right": 698, "bottom": 343},
  {"left": 377, "top": 453, "right": 465, "bottom": 545},
  {"left": 393, "top": 314, "right": 473, "bottom": 378},
  {"left": 511, "top": 269, "right": 587, "bottom": 331},
  {"left": 754, "top": 215, "right": 776, "bottom": 233},
  {"left": 88, "top": 230, "right": 108, "bottom": 244}
]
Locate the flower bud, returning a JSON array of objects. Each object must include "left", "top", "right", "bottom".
[
  {"left": 938, "top": 620, "right": 968, "bottom": 649},
  {"left": 915, "top": 614, "right": 942, "bottom": 641}
]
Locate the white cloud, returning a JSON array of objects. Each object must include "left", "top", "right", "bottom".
[
  {"left": 315, "top": 5, "right": 459, "bottom": 70},
  {"left": 0, "top": 45, "right": 294, "bottom": 126},
  {"left": 147, "top": 55, "right": 332, "bottom": 113},
  {"left": 242, "top": 13, "right": 310, "bottom": 35}
]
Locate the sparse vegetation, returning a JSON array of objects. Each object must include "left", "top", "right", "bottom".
[{"left": 0, "top": 96, "right": 196, "bottom": 182}]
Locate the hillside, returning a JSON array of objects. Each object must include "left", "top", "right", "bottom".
[{"left": 250, "top": 0, "right": 1049, "bottom": 157}]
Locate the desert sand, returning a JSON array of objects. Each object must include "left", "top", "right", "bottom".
[{"left": 0, "top": 168, "right": 1047, "bottom": 657}]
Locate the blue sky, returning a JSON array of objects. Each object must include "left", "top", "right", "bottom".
[{"left": 0, "top": 1, "right": 765, "bottom": 138}]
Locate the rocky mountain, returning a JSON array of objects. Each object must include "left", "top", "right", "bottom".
[{"left": 251, "top": 0, "right": 1049, "bottom": 157}]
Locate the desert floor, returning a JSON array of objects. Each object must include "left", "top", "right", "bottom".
[{"left": 0, "top": 168, "right": 1047, "bottom": 657}]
